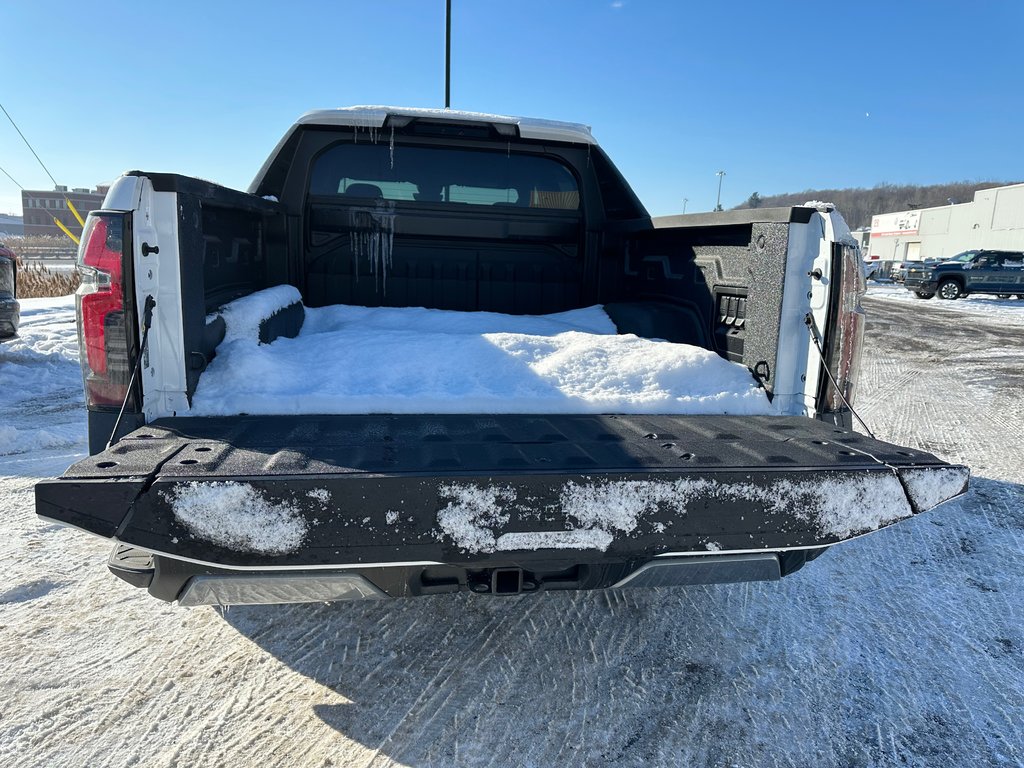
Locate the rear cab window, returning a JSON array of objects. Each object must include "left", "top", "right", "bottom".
[{"left": 308, "top": 144, "right": 580, "bottom": 211}]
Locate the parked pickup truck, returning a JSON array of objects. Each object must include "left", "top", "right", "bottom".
[
  {"left": 905, "top": 250, "right": 1024, "bottom": 299},
  {"left": 36, "top": 106, "right": 968, "bottom": 606},
  {"left": 0, "top": 244, "right": 19, "bottom": 339}
]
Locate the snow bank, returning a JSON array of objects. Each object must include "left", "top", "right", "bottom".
[
  {"left": 435, "top": 471, "right": 920, "bottom": 554},
  {"left": 164, "top": 482, "right": 308, "bottom": 555},
  {"left": 0, "top": 296, "right": 86, "bottom": 456},
  {"left": 191, "top": 295, "right": 772, "bottom": 417}
]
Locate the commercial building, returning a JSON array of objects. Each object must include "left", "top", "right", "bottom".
[
  {"left": 21, "top": 185, "right": 108, "bottom": 238},
  {"left": 866, "top": 183, "right": 1024, "bottom": 264},
  {"left": 0, "top": 214, "right": 23, "bottom": 236}
]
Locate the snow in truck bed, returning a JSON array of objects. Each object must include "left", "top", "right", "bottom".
[{"left": 191, "top": 287, "right": 774, "bottom": 417}]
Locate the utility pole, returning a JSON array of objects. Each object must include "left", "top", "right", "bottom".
[
  {"left": 682, "top": 197, "right": 688, "bottom": 214},
  {"left": 715, "top": 171, "right": 726, "bottom": 211},
  {"left": 445, "top": 0, "right": 452, "bottom": 108}
]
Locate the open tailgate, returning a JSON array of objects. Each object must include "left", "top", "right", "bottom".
[{"left": 36, "top": 415, "right": 968, "bottom": 584}]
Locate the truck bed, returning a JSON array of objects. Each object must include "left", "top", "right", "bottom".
[{"left": 37, "top": 414, "right": 967, "bottom": 592}]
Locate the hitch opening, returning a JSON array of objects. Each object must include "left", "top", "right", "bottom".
[{"left": 492, "top": 568, "right": 524, "bottom": 595}]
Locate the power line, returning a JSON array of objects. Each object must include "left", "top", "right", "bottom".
[
  {"left": 0, "top": 101, "right": 62, "bottom": 190},
  {"left": 0, "top": 101, "right": 87, "bottom": 238},
  {"left": 0, "top": 162, "right": 24, "bottom": 190}
]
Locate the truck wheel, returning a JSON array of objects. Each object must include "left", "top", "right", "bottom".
[
  {"left": 937, "top": 280, "right": 962, "bottom": 300},
  {"left": 914, "top": 291, "right": 935, "bottom": 299}
]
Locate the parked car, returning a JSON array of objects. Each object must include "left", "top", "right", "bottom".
[
  {"left": 35, "top": 106, "right": 968, "bottom": 606},
  {"left": 905, "top": 250, "right": 1024, "bottom": 299},
  {"left": 890, "top": 261, "right": 909, "bottom": 282},
  {"left": 0, "top": 244, "right": 20, "bottom": 340}
]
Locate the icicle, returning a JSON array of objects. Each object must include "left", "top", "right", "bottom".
[
  {"left": 349, "top": 202, "right": 396, "bottom": 296},
  {"left": 389, "top": 125, "right": 395, "bottom": 170},
  {"left": 350, "top": 230, "right": 359, "bottom": 282}
]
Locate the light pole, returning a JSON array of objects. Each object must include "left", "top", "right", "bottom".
[
  {"left": 444, "top": 0, "right": 452, "bottom": 108},
  {"left": 715, "top": 171, "right": 726, "bottom": 211},
  {"left": 682, "top": 197, "right": 688, "bottom": 214}
]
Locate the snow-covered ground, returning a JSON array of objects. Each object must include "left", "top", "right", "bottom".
[
  {"left": 1, "top": 294, "right": 1022, "bottom": 767},
  {"left": 866, "top": 282, "right": 1024, "bottom": 320}
]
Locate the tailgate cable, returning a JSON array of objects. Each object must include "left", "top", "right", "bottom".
[
  {"left": 804, "top": 313, "right": 876, "bottom": 439},
  {"left": 805, "top": 313, "right": 936, "bottom": 514},
  {"left": 106, "top": 295, "right": 156, "bottom": 450}
]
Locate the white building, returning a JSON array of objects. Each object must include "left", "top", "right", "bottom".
[{"left": 867, "top": 183, "right": 1024, "bottom": 263}]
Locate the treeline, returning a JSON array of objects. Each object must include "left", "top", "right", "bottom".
[{"left": 734, "top": 181, "right": 1021, "bottom": 229}]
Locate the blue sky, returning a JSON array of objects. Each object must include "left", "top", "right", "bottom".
[{"left": 2, "top": 0, "right": 1022, "bottom": 217}]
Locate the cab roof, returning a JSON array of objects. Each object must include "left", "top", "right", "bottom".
[{"left": 295, "top": 106, "right": 596, "bottom": 145}]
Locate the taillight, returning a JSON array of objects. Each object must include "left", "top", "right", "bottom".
[
  {"left": 77, "top": 214, "right": 133, "bottom": 408},
  {"left": 822, "top": 244, "right": 866, "bottom": 412}
]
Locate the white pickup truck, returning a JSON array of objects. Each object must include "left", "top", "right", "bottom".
[{"left": 36, "top": 107, "right": 968, "bottom": 605}]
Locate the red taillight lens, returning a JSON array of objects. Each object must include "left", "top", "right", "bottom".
[
  {"left": 80, "top": 218, "right": 123, "bottom": 374},
  {"left": 76, "top": 214, "right": 132, "bottom": 408}
]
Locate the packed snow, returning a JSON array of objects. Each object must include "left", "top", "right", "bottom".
[
  {"left": 192, "top": 292, "right": 774, "bottom": 417},
  {"left": 1, "top": 293, "right": 1022, "bottom": 766},
  {"left": 209, "top": 284, "right": 301, "bottom": 344},
  {"left": 164, "top": 481, "right": 309, "bottom": 555}
]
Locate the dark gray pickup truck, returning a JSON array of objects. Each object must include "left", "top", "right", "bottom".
[
  {"left": 35, "top": 107, "right": 968, "bottom": 606},
  {"left": 905, "top": 249, "right": 1024, "bottom": 299}
]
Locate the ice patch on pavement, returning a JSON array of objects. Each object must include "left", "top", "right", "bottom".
[
  {"left": 165, "top": 482, "right": 308, "bottom": 555},
  {"left": 900, "top": 466, "right": 970, "bottom": 512},
  {"left": 191, "top": 297, "right": 773, "bottom": 417}
]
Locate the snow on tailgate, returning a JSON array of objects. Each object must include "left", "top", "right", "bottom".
[
  {"left": 191, "top": 295, "right": 773, "bottom": 417},
  {"left": 900, "top": 466, "right": 971, "bottom": 512},
  {"left": 435, "top": 472, "right": 926, "bottom": 554},
  {"left": 164, "top": 482, "right": 309, "bottom": 555}
]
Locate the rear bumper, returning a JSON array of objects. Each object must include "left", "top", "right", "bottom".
[
  {"left": 109, "top": 544, "right": 799, "bottom": 604},
  {"left": 37, "top": 414, "right": 969, "bottom": 604},
  {"left": 904, "top": 277, "right": 937, "bottom": 292}
]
